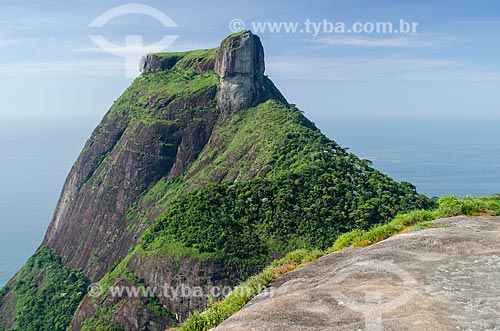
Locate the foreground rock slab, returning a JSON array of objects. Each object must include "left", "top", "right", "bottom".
[{"left": 215, "top": 216, "right": 500, "bottom": 331}]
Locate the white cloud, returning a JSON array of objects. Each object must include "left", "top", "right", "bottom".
[
  {"left": 0, "top": 38, "right": 19, "bottom": 48},
  {"left": 266, "top": 56, "right": 500, "bottom": 82},
  {"left": 75, "top": 40, "right": 217, "bottom": 54},
  {"left": 310, "top": 36, "right": 434, "bottom": 48},
  {"left": 458, "top": 19, "right": 500, "bottom": 25},
  {"left": 0, "top": 59, "right": 126, "bottom": 77}
]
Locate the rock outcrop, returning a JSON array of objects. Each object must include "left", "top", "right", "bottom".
[
  {"left": 140, "top": 53, "right": 182, "bottom": 73},
  {"left": 214, "top": 31, "right": 267, "bottom": 112},
  {"left": 214, "top": 216, "right": 500, "bottom": 331}
]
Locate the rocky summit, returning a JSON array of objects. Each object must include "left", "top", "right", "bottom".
[{"left": 0, "top": 31, "right": 433, "bottom": 331}]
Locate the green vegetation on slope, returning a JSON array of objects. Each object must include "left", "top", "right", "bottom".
[
  {"left": 0, "top": 247, "right": 88, "bottom": 331},
  {"left": 177, "top": 195, "right": 500, "bottom": 331},
  {"left": 80, "top": 271, "right": 175, "bottom": 331},
  {"left": 183, "top": 100, "right": 320, "bottom": 182},
  {"left": 142, "top": 165, "right": 432, "bottom": 276},
  {"left": 82, "top": 98, "right": 433, "bottom": 328},
  {"left": 139, "top": 101, "right": 433, "bottom": 277},
  {"left": 86, "top": 93, "right": 432, "bottom": 313}
]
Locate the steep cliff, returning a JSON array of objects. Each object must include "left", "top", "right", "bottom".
[{"left": 0, "top": 31, "right": 433, "bottom": 331}]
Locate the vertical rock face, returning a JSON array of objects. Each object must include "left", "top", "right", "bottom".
[{"left": 215, "top": 31, "right": 266, "bottom": 112}]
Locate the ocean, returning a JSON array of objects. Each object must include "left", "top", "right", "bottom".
[
  {"left": 318, "top": 117, "right": 500, "bottom": 198},
  {"left": 1, "top": 117, "right": 499, "bottom": 286},
  {"left": 0, "top": 119, "right": 97, "bottom": 287}
]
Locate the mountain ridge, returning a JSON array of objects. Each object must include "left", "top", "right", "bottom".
[{"left": 0, "top": 31, "right": 432, "bottom": 331}]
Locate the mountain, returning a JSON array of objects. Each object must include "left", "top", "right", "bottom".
[
  {"left": 213, "top": 215, "right": 500, "bottom": 331},
  {"left": 0, "top": 31, "right": 432, "bottom": 331}
]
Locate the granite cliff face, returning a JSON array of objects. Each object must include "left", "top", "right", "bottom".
[
  {"left": 214, "top": 32, "right": 266, "bottom": 112},
  {"left": 0, "top": 31, "right": 431, "bottom": 331}
]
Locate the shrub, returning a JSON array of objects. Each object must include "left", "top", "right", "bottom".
[
  {"left": 0, "top": 247, "right": 88, "bottom": 331},
  {"left": 176, "top": 195, "right": 499, "bottom": 331}
]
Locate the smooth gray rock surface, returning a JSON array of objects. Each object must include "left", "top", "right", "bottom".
[{"left": 215, "top": 216, "right": 500, "bottom": 331}]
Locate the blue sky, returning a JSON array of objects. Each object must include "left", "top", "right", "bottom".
[{"left": 0, "top": 0, "right": 499, "bottom": 124}]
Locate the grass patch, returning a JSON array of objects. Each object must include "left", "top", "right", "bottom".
[
  {"left": 330, "top": 195, "right": 500, "bottom": 252},
  {"left": 330, "top": 209, "right": 437, "bottom": 252}
]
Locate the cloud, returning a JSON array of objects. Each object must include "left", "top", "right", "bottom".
[
  {"left": 75, "top": 40, "right": 218, "bottom": 54},
  {"left": 0, "top": 17, "right": 60, "bottom": 30},
  {"left": 0, "top": 38, "right": 19, "bottom": 48},
  {"left": 266, "top": 56, "right": 500, "bottom": 82},
  {"left": 0, "top": 59, "right": 126, "bottom": 77},
  {"left": 458, "top": 19, "right": 500, "bottom": 25},
  {"left": 310, "top": 36, "right": 434, "bottom": 48}
]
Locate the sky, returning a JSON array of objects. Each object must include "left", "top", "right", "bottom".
[{"left": 0, "top": 0, "right": 499, "bottom": 125}]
